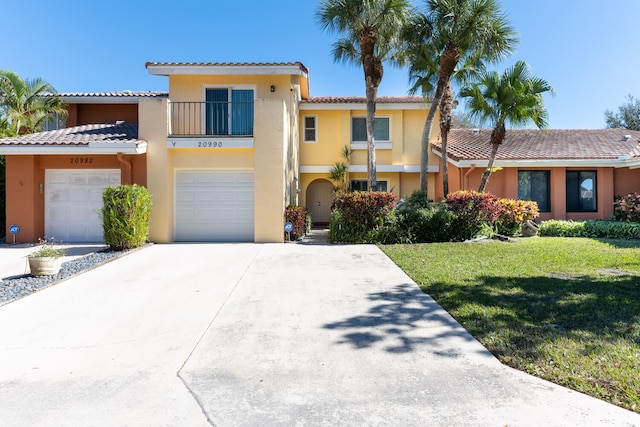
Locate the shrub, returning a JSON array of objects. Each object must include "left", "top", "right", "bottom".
[
  {"left": 613, "top": 193, "right": 640, "bottom": 222},
  {"left": 401, "top": 190, "right": 430, "bottom": 210},
  {"left": 496, "top": 198, "right": 540, "bottom": 236},
  {"left": 285, "top": 205, "right": 309, "bottom": 240},
  {"left": 330, "top": 191, "right": 397, "bottom": 243},
  {"left": 539, "top": 219, "right": 585, "bottom": 237},
  {"left": 399, "top": 204, "right": 457, "bottom": 243},
  {"left": 445, "top": 191, "right": 501, "bottom": 241},
  {"left": 102, "top": 184, "right": 152, "bottom": 250}
]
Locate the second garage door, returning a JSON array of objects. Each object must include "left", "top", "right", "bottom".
[{"left": 175, "top": 170, "right": 254, "bottom": 242}]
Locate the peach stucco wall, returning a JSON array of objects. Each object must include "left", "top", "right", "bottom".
[
  {"left": 5, "top": 154, "right": 145, "bottom": 243},
  {"left": 442, "top": 163, "right": 627, "bottom": 221}
]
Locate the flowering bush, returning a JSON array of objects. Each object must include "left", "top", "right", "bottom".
[
  {"left": 285, "top": 205, "right": 310, "bottom": 240},
  {"left": 445, "top": 191, "right": 501, "bottom": 240},
  {"left": 613, "top": 192, "right": 640, "bottom": 222},
  {"left": 496, "top": 198, "right": 540, "bottom": 235},
  {"left": 330, "top": 191, "right": 397, "bottom": 243}
]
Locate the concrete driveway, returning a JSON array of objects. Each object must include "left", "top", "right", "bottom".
[{"left": 0, "top": 243, "right": 638, "bottom": 426}]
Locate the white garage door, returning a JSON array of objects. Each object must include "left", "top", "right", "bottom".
[
  {"left": 45, "top": 169, "right": 120, "bottom": 243},
  {"left": 175, "top": 170, "right": 254, "bottom": 242}
]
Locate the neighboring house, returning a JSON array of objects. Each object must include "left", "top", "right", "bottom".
[
  {"left": 2, "top": 61, "right": 640, "bottom": 243},
  {"left": 432, "top": 128, "right": 640, "bottom": 221},
  {"left": 299, "top": 96, "right": 438, "bottom": 224},
  {"left": 0, "top": 92, "right": 165, "bottom": 243}
]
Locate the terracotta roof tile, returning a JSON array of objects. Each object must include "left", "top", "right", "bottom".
[
  {"left": 436, "top": 128, "right": 640, "bottom": 162},
  {"left": 302, "top": 96, "right": 425, "bottom": 104},
  {"left": 0, "top": 122, "right": 142, "bottom": 147}
]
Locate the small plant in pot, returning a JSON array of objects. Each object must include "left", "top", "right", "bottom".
[{"left": 28, "top": 237, "right": 66, "bottom": 276}]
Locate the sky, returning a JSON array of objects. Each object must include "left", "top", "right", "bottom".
[{"left": 2, "top": 0, "right": 639, "bottom": 129}]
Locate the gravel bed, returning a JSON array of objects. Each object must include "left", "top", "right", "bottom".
[{"left": 0, "top": 249, "right": 129, "bottom": 306}]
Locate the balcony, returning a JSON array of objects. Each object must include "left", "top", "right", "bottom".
[{"left": 168, "top": 100, "right": 254, "bottom": 149}]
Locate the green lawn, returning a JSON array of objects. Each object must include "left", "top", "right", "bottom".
[{"left": 381, "top": 237, "right": 640, "bottom": 413}]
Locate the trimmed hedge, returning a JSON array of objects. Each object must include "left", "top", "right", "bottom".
[
  {"left": 330, "top": 191, "right": 397, "bottom": 243},
  {"left": 445, "top": 191, "right": 501, "bottom": 241},
  {"left": 102, "top": 184, "right": 152, "bottom": 250},
  {"left": 539, "top": 219, "right": 640, "bottom": 239}
]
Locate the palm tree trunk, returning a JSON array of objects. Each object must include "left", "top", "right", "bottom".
[
  {"left": 478, "top": 124, "right": 506, "bottom": 192},
  {"left": 366, "top": 82, "right": 377, "bottom": 189},
  {"left": 440, "top": 83, "right": 454, "bottom": 197},
  {"left": 360, "top": 29, "right": 382, "bottom": 191}
]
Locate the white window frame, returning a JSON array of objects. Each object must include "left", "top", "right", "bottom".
[
  {"left": 303, "top": 115, "right": 317, "bottom": 143},
  {"left": 202, "top": 84, "right": 256, "bottom": 136},
  {"left": 350, "top": 115, "right": 392, "bottom": 150}
]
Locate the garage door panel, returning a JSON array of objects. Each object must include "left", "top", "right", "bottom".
[
  {"left": 45, "top": 169, "right": 120, "bottom": 243},
  {"left": 175, "top": 170, "right": 254, "bottom": 242}
]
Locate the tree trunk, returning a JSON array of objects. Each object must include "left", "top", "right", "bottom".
[
  {"left": 478, "top": 123, "right": 506, "bottom": 192},
  {"left": 440, "top": 83, "right": 454, "bottom": 197},
  {"left": 419, "top": 43, "right": 460, "bottom": 198},
  {"left": 360, "top": 28, "right": 383, "bottom": 190}
]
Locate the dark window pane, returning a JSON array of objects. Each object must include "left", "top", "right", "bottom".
[
  {"left": 352, "top": 118, "right": 366, "bottom": 141},
  {"left": 518, "top": 171, "right": 550, "bottom": 212},
  {"left": 566, "top": 171, "right": 597, "bottom": 212}
]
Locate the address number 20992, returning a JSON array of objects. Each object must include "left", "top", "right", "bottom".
[{"left": 198, "top": 141, "right": 223, "bottom": 148}]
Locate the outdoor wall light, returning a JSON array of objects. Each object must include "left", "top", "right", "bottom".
[{"left": 270, "top": 85, "right": 276, "bottom": 93}]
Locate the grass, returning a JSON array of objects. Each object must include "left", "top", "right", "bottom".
[{"left": 380, "top": 237, "right": 640, "bottom": 413}]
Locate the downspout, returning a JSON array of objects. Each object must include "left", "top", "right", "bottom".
[
  {"left": 117, "top": 153, "right": 132, "bottom": 185},
  {"left": 464, "top": 165, "right": 476, "bottom": 191}
]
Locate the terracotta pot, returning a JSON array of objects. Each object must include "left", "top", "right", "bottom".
[
  {"left": 28, "top": 256, "right": 63, "bottom": 276},
  {"left": 521, "top": 220, "right": 540, "bottom": 237}
]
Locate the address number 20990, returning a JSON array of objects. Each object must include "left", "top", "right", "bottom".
[{"left": 198, "top": 141, "right": 223, "bottom": 148}]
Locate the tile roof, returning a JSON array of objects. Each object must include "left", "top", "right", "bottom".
[
  {"left": 0, "top": 122, "right": 142, "bottom": 147},
  {"left": 54, "top": 91, "right": 167, "bottom": 98},
  {"left": 146, "top": 61, "right": 309, "bottom": 74},
  {"left": 302, "top": 96, "right": 426, "bottom": 104},
  {"left": 436, "top": 128, "right": 640, "bottom": 163}
]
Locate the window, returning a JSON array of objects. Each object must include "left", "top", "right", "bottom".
[
  {"left": 43, "top": 112, "right": 66, "bottom": 131},
  {"left": 566, "top": 171, "right": 597, "bottom": 212},
  {"left": 304, "top": 116, "right": 317, "bottom": 142},
  {"left": 518, "top": 171, "right": 550, "bottom": 212},
  {"left": 350, "top": 180, "right": 388, "bottom": 192},
  {"left": 351, "top": 117, "right": 390, "bottom": 143},
  {"left": 205, "top": 88, "right": 254, "bottom": 136}
]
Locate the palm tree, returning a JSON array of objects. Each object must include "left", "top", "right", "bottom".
[
  {"left": 0, "top": 70, "right": 66, "bottom": 136},
  {"left": 459, "top": 60, "right": 554, "bottom": 192},
  {"left": 406, "top": 34, "right": 484, "bottom": 196},
  {"left": 317, "top": 0, "right": 413, "bottom": 190},
  {"left": 408, "top": 0, "right": 518, "bottom": 198}
]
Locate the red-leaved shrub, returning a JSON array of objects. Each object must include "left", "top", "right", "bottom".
[{"left": 285, "top": 205, "right": 309, "bottom": 240}]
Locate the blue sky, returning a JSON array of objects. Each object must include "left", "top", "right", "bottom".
[{"left": 2, "top": 0, "right": 638, "bottom": 129}]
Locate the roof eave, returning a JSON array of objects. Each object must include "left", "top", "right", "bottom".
[
  {"left": 0, "top": 141, "right": 147, "bottom": 155},
  {"left": 147, "top": 64, "right": 308, "bottom": 78}
]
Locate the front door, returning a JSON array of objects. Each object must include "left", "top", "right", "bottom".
[{"left": 307, "top": 180, "right": 333, "bottom": 225}]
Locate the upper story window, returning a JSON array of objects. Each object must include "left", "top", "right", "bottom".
[
  {"left": 205, "top": 88, "right": 254, "bottom": 136},
  {"left": 351, "top": 117, "right": 390, "bottom": 144},
  {"left": 566, "top": 170, "right": 597, "bottom": 212},
  {"left": 304, "top": 116, "right": 317, "bottom": 142},
  {"left": 43, "top": 112, "right": 67, "bottom": 131},
  {"left": 518, "top": 170, "right": 550, "bottom": 212}
]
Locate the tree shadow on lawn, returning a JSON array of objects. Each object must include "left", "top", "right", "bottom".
[
  {"left": 422, "top": 273, "right": 640, "bottom": 360},
  {"left": 322, "top": 283, "right": 484, "bottom": 355}
]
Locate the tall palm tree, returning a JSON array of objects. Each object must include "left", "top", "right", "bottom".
[
  {"left": 0, "top": 70, "right": 66, "bottom": 136},
  {"left": 409, "top": 0, "right": 518, "bottom": 198},
  {"left": 406, "top": 31, "right": 484, "bottom": 196},
  {"left": 459, "top": 60, "right": 554, "bottom": 192},
  {"left": 317, "top": 0, "right": 413, "bottom": 190}
]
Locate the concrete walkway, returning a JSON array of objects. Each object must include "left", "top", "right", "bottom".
[{"left": 0, "top": 243, "right": 638, "bottom": 426}]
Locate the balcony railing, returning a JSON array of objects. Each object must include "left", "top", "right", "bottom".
[{"left": 170, "top": 101, "right": 254, "bottom": 137}]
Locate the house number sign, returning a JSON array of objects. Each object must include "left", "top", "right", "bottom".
[{"left": 167, "top": 138, "right": 253, "bottom": 149}]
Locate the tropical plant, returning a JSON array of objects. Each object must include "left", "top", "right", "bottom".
[
  {"left": 328, "top": 146, "right": 352, "bottom": 193},
  {"left": 317, "top": 0, "right": 413, "bottom": 189},
  {"left": 605, "top": 94, "right": 640, "bottom": 131},
  {"left": 0, "top": 70, "right": 66, "bottom": 135},
  {"left": 613, "top": 192, "right": 640, "bottom": 222},
  {"left": 459, "top": 61, "right": 554, "bottom": 192},
  {"left": 406, "top": 0, "right": 517, "bottom": 198}
]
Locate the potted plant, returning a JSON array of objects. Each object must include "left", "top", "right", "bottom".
[{"left": 28, "top": 237, "right": 66, "bottom": 276}]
